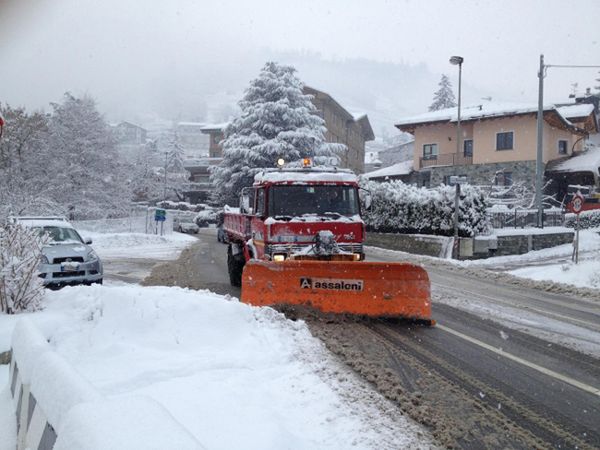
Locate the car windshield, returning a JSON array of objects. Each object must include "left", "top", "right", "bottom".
[
  {"left": 37, "top": 226, "right": 83, "bottom": 244},
  {"left": 268, "top": 185, "right": 359, "bottom": 218}
]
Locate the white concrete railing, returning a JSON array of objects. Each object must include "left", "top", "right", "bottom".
[{"left": 8, "top": 318, "right": 204, "bottom": 450}]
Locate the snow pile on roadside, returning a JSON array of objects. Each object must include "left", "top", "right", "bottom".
[
  {"left": 26, "top": 285, "right": 432, "bottom": 449},
  {"left": 510, "top": 260, "right": 600, "bottom": 289},
  {"left": 463, "top": 230, "right": 600, "bottom": 290},
  {"left": 80, "top": 231, "right": 196, "bottom": 260}
]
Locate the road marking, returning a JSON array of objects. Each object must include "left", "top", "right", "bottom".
[{"left": 437, "top": 323, "right": 600, "bottom": 397}]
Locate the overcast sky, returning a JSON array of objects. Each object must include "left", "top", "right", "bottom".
[{"left": 2, "top": 0, "right": 599, "bottom": 129}]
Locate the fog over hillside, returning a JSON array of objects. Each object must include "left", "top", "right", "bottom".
[
  {"left": 3, "top": 0, "right": 596, "bottom": 139},
  {"left": 105, "top": 49, "right": 489, "bottom": 138}
]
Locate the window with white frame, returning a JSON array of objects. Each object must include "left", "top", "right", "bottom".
[
  {"left": 496, "top": 131, "right": 514, "bottom": 151},
  {"left": 422, "top": 143, "right": 438, "bottom": 160}
]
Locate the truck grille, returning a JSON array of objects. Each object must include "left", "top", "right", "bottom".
[{"left": 267, "top": 243, "right": 363, "bottom": 255}]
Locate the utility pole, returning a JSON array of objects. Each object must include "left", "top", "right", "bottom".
[{"left": 535, "top": 54, "right": 545, "bottom": 228}]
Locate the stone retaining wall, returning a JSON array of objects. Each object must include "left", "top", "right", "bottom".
[
  {"left": 364, "top": 233, "right": 452, "bottom": 258},
  {"left": 366, "top": 230, "right": 574, "bottom": 259}
]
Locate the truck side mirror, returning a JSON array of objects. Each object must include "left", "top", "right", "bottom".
[{"left": 360, "top": 188, "right": 372, "bottom": 210}]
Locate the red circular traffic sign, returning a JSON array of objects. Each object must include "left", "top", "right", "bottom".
[{"left": 571, "top": 193, "right": 585, "bottom": 214}]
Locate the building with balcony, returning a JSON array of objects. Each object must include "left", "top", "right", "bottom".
[{"left": 395, "top": 102, "right": 597, "bottom": 188}]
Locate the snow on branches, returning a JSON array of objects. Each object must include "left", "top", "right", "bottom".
[
  {"left": 361, "top": 179, "right": 490, "bottom": 237},
  {"left": 0, "top": 224, "right": 47, "bottom": 314},
  {"left": 429, "top": 74, "right": 457, "bottom": 112},
  {"left": 211, "top": 62, "right": 344, "bottom": 205}
]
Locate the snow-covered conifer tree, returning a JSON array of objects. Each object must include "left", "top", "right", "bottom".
[
  {"left": 428, "top": 74, "right": 457, "bottom": 112},
  {"left": 211, "top": 62, "right": 343, "bottom": 205}
]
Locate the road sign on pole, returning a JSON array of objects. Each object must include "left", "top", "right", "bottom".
[
  {"left": 154, "top": 208, "right": 166, "bottom": 222},
  {"left": 570, "top": 192, "right": 584, "bottom": 264}
]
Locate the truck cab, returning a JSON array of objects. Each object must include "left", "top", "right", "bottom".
[
  {"left": 242, "top": 167, "right": 366, "bottom": 262},
  {"left": 223, "top": 164, "right": 368, "bottom": 272}
]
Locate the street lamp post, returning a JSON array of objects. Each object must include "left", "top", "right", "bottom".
[
  {"left": 163, "top": 151, "right": 168, "bottom": 201},
  {"left": 450, "top": 56, "right": 464, "bottom": 160},
  {"left": 535, "top": 55, "right": 600, "bottom": 228}
]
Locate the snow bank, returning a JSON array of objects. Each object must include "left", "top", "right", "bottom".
[
  {"left": 510, "top": 260, "right": 600, "bottom": 289},
  {"left": 55, "top": 396, "right": 204, "bottom": 450},
  {"left": 8, "top": 317, "right": 204, "bottom": 449},
  {"left": 25, "top": 284, "right": 430, "bottom": 449},
  {"left": 493, "top": 226, "right": 573, "bottom": 236},
  {"left": 10, "top": 319, "right": 51, "bottom": 384}
]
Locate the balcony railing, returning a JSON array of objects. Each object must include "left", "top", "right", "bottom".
[{"left": 420, "top": 153, "right": 473, "bottom": 169}]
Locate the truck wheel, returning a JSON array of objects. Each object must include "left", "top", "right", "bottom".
[{"left": 227, "top": 244, "right": 245, "bottom": 287}]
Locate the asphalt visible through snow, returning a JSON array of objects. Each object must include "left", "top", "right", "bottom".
[{"left": 143, "top": 229, "right": 600, "bottom": 449}]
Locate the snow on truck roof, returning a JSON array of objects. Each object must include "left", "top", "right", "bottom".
[{"left": 254, "top": 167, "right": 358, "bottom": 184}]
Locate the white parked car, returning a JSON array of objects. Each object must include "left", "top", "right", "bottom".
[
  {"left": 11, "top": 216, "right": 103, "bottom": 288},
  {"left": 173, "top": 214, "right": 200, "bottom": 234}
]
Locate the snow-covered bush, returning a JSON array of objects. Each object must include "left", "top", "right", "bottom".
[
  {"left": 565, "top": 209, "right": 600, "bottom": 229},
  {"left": 0, "top": 224, "right": 46, "bottom": 314},
  {"left": 361, "top": 180, "right": 489, "bottom": 237}
]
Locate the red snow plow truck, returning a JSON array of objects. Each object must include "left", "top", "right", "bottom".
[{"left": 222, "top": 159, "right": 433, "bottom": 323}]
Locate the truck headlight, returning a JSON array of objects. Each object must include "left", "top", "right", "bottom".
[
  {"left": 273, "top": 254, "right": 286, "bottom": 262},
  {"left": 40, "top": 255, "right": 50, "bottom": 264},
  {"left": 353, "top": 253, "right": 361, "bottom": 261}
]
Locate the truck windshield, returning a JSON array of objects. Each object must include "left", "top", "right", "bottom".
[{"left": 269, "top": 185, "right": 359, "bottom": 218}]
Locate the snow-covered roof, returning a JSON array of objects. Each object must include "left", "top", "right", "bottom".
[
  {"left": 395, "top": 102, "right": 551, "bottom": 127},
  {"left": 552, "top": 146, "right": 600, "bottom": 173},
  {"left": 176, "top": 121, "right": 205, "bottom": 127},
  {"left": 199, "top": 122, "right": 229, "bottom": 132},
  {"left": 254, "top": 168, "right": 358, "bottom": 184},
  {"left": 556, "top": 104, "right": 595, "bottom": 119},
  {"left": 350, "top": 111, "right": 367, "bottom": 121},
  {"left": 363, "top": 160, "right": 414, "bottom": 179}
]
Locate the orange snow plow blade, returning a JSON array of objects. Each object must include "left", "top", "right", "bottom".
[{"left": 241, "top": 260, "right": 433, "bottom": 322}]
